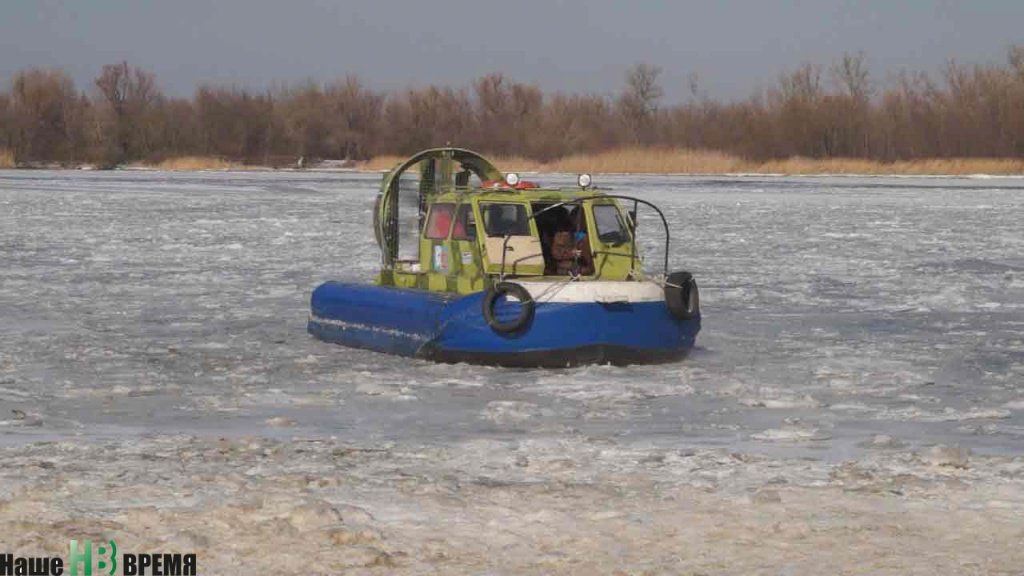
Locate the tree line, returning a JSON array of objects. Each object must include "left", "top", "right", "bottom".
[{"left": 2, "top": 48, "right": 1024, "bottom": 167}]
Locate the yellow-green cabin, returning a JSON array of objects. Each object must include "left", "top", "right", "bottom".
[{"left": 374, "top": 148, "right": 641, "bottom": 295}]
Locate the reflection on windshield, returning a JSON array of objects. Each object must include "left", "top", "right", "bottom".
[
  {"left": 593, "top": 204, "right": 629, "bottom": 244},
  {"left": 482, "top": 203, "right": 531, "bottom": 236}
]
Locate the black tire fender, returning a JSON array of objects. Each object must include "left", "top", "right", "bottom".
[
  {"left": 482, "top": 282, "right": 535, "bottom": 334},
  {"left": 665, "top": 271, "right": 700, "bottom": 320}
]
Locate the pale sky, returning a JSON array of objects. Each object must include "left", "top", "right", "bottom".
[{"left": 1, "top": 0, "right": 1022, "bottom": 102}]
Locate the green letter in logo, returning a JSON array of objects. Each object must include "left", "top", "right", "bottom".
[
  {"left": 69, "top": 540, "right": 92, "bottom": 576},
  {"left": 97, "top": 541, "right": 117, "bottom": 575},
  {"left": 69, "top": 539, "right": 117, "bottom": 576}
]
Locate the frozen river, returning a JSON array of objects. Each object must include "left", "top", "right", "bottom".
[
  {"left": 2, "top": 170, "right": 1022, "bottom": 455},
  {"left": 1, "top": 170, "right": 1023, "bottom": 573}
]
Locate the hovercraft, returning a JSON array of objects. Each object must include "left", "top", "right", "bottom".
[{"left": 308, "top": 147, "right": 700, "bottom": 367}]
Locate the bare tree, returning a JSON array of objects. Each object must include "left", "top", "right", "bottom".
[
  {"left": 473, "top": 74, "right": 511, "bottom": 152},
  {"left": 777, "top": 63, "right": 822, "bottom": 103},
  {"left": 94, "top": 62, "right": 159, "bottom": 163},
  {"left": 832, "top": 52, "right": 872, "bottom": 102},
  {"left": 0, "top": 93, "right": 12, "bottom": 153},
  {"left": 278, "top": 81, "right": 329, "bottom": 159},
  {"left": 626, "top": 63, "right": 664, "bottom": 114},
  {"left": 194, "top": 86, "right": 274, "bottom": 161},
  {"left": 1009, "top": 45, "right": 1024, "bottom": 79},
  {"left": 618, "top": 63, "right": 664, "bottom": 145},
  {"left": 325, "top": 75, "right": 384, "bottom": 159},
  {"left": 824, "top": 53, "right": 874, "bottom": 156},
  {"left": 9, "top": 68, "right": 84, "bottom": 163}
]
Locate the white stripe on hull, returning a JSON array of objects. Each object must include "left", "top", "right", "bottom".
[
  {"left": 308, "top": 313, "right": 430, "bottom": 342},
  {"left": 516, "top": 280, "right": 665, "bottom": 304}
]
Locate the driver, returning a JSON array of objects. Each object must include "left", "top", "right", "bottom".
[{"left": 546, "top": 207, "right": 594, "bottom": 276}]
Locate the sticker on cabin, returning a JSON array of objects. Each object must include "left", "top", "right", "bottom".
[
  {"left": 433, "top": 245, "right": 449, "bottom": 272},
  {"left": 461, "top": 251, "right": 473, "bottom": 265}
]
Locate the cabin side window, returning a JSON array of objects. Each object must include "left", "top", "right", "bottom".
[
  {"left": 480, "top": 203, "right": 531, "bottom": 237},
  {"left": 592, "top": 204, "right": 629, "bottom": 244},
  {"left": 452, "top": 203, "right": 476, "bottom": 240},
  {"left": 424, "top": 203, "right": 456, "bottom": 239}
]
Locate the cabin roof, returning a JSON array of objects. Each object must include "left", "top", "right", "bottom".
[{"left": 431, "top": 187, "right": 613, "bottom": 203}]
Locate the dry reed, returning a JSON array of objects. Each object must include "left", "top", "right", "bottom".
[
  {"left": 154, "top": 156, "right": 237, "bottom": 171},
  {"left": 363, "top": 148, "right": 1024, "bottom": 176},
  {"left": 754, "top": 156, "right": 1024, "bottom": 175},
  {"left": 360, "top": 153, "right": 541, "bottom": 173},
  {"left": 540, "top": 148, "right": 745, "bottom": 174},
  {"left": 0, "top": 148, "right": 15, "bottom": 169},
  {"left": 358, "top": 155, "right": 407, "bottom": 171}
]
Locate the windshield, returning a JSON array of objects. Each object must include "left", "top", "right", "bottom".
[
  {"left": 424, "top": 203, "right": 455, "bottom": 239},
  {"left": 481, "top": 203, "right": 531, "bottom": 237},
  {"left": 592, "top": 204, "right": 629, "bottom": 244},
  {"left": 452, "top": 203, "right": 476, "bottom": 240}
]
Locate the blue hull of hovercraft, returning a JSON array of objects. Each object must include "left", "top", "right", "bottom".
[{"left": 307, "top": 281, "right": 700, "bottom": 367}]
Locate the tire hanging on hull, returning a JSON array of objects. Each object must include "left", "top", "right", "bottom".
[
  {"left": 665, "top": 271, "right": 700, "bottom": 321},
  {"left": 482, "top": 282, "right": 535, "bottom": 334}
]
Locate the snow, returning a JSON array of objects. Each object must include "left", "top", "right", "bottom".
[{"left": 1, "top": 170, "right": 1023, "bottom": 573}]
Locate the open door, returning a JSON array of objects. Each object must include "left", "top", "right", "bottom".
[{"left": 478, "top": 201, "right": 545, "bottom": 276}]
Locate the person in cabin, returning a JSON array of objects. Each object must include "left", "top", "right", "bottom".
[
  {"left": 536, "top": 209, "right": 559, "bottom": 264},
  {"left": 546, "top": 206, "right": 594, "bottom": 276}
]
